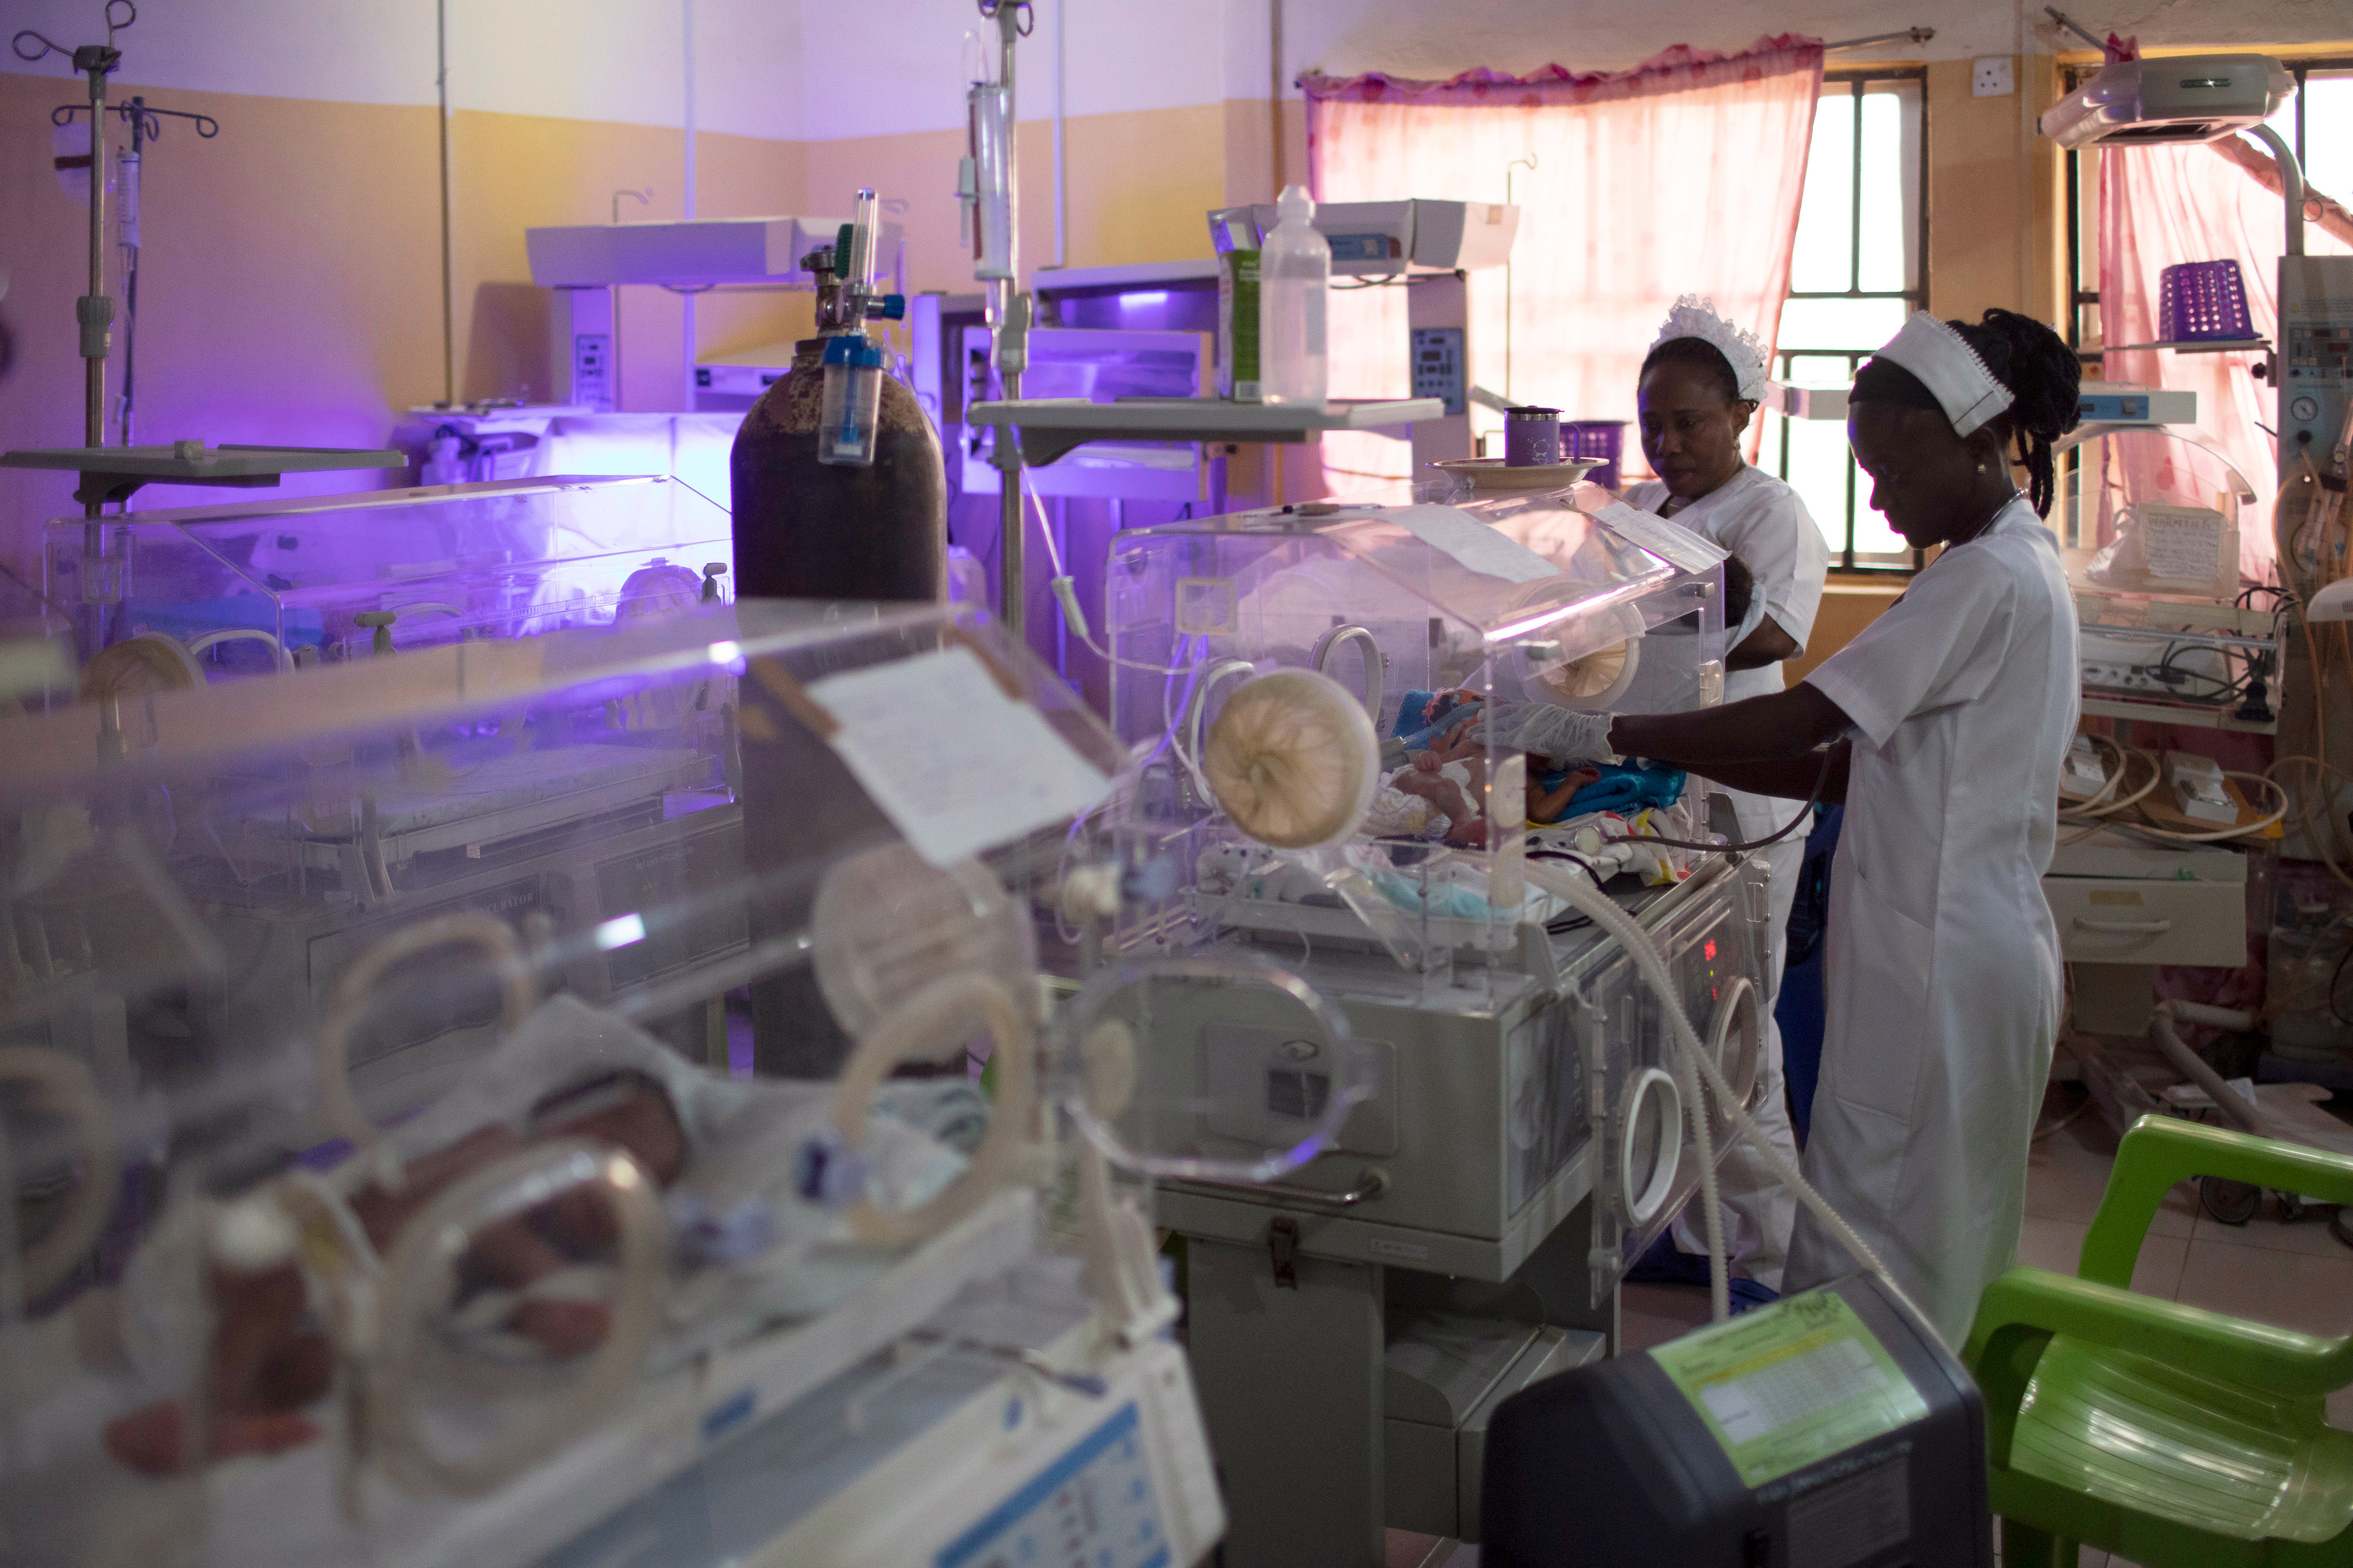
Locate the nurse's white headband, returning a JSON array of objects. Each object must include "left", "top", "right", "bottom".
[
  {"left": 1650, "top": 295, "right": 1769, "bottom": 404},
  {"left": 1869, "top": 312, "right": 2015, "bottom": 438}
]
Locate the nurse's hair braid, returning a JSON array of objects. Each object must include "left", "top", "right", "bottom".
[
  {"left": 1639, "top": 335, "right": 1749, "bottom": 409},
  {"left": 1950, "top": 308, "right": 2081, "bottom": 518}
]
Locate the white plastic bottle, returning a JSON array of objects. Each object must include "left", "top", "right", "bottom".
[{"left": 1259, "top": 184, "right": 1329, "bottom": 407}]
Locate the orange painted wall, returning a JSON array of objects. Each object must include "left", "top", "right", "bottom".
[
  {"left": 1, "top": 72, "right": 442, "bottom": 579},
  {"left": 0, "top": 69, "right": 809, "bottom": 589},
  {"left": 0, "top": 47, "right": 2177, "bottom": 669}
]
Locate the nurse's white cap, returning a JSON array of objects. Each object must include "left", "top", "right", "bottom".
[
  {"left": 1649, "top": 295, "right": 1769, "bottom": 403},
  {"left": 1869, "top": 312, "right": 2015, "bottom": 438}
]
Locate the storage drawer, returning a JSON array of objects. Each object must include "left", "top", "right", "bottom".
[{"left": 2043, "top": 875, "right": 2245, "bottom": 966}]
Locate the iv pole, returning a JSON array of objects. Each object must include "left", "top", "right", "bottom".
[
  {"left": 45, "top": 95, "right": 223, "bottom": 448},
  {"left": 981, "top": 0, "right": 1031, "bottom": 638},
  {"left": 11, "top": 5, "right": 134, "bottom": 477},
  {"left": 12, "top": 1, "right": 132, "bottom": 659}
]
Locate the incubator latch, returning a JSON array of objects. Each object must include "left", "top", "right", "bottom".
[{"left": 1267, "top": 1216, "right": 1301, "bottom": 1289}]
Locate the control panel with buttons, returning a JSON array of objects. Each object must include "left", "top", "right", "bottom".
[
  {"left": 2281, "top": 257, "right": 2353, "bottom": 469},
  {"left": 1409, "top": 327, "right": 1465, "bottom": 416}
]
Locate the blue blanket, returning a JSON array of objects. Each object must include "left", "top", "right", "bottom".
[
  {"left": 1535, "top": 759, "right": 1686, "bottom": 820},
  {"left": 127, "top": 596, "right": 326, "bottom": 649}
]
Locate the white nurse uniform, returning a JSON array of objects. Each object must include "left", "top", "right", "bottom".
[{"left": 1784, "top": 498, "right": 2079, "bottom": 1346}]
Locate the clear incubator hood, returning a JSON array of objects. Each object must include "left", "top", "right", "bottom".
[
  {"left": 0, "top": 595, "right": 1309, "bottom": 1568},
  {"left": 45, "top": 475, "right": 734, "bottom": 682},
  {"left": 1103, "top": 487, "right": 1729, "bottom": 994}
]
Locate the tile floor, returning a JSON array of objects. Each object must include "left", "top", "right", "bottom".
[{"left": 1381, "top": 1090, "right": 2353, "bottom": 1568}]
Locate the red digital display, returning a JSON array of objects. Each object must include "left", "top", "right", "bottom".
[{"left": 1704, "top": 939, "right": 1717, "bottom": 961}]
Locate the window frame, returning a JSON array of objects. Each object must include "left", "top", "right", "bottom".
[{"left": 1767, "top": 66, "right": 1932, "bottom": 573}]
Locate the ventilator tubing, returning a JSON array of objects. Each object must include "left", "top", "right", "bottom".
[{"left": 1519, "top": 860, "right": 1914, "bottom": 1328}]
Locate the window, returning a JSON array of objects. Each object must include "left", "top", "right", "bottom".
[
  {"left": 1761, "top": 70, "right": 1929, "bottom": 570},
  {"left": 2068, "top": 59, "right": 2353, "bottom": 352},
  {"left": 1308, "top": 42, "right": 1830, "bottom": 500},
  {"left": 2061, "top": 59, "right": 2353, "bottom": 546}
]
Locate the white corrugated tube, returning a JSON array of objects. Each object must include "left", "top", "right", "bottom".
[{"left": 1518, "top": 859, "right": 1916, "bottom": 1329}]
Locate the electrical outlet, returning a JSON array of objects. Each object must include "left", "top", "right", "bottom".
[{"left": 1974, "top": 56, "right": 2014, "bottom": 96}]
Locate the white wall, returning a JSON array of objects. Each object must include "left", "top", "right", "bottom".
[
  {"left": 788, "top": 0, "right": 2351, "bottom": 139},
  {"left": 803, "top": 0, "right": 1255, "bottom": 140},
  {"left": 3, "top": 0, "right": 801, "bottom": 138},
  {"left": 8, "top": 0, "right": 2341, "bottom": 149}
]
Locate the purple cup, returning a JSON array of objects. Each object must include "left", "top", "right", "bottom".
[{"left": 1504, "top": 406, "right": 1562, "bottom": 467}]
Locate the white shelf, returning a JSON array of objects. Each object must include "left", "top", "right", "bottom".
[
  {"left": 2079, "top": 694, "right": 2277, "bottom": 734},
  {"left": 965, "top": 396, "right": 1444, "bottom": 466},
  {"left": 1762, "top": 382, "right": 1848, "bottom": 421},
  {"left": 2071, "top": 590, "right": 2280, "bottom": 639},
  {"left": 2085, "top": 338, "right": 2270, "bottom": 355},
  {"left": 2, "top": 443, "right": 408, "bottom": 506},
  {"left": 524, "top": 216, "right": 887, "bottom": 288},
  {"left": 2, "top": 443, "right": 405, "bottom": 479}
]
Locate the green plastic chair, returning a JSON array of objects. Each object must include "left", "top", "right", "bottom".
[{"left": 1963, "top": 1114, "right": 2353, "bottom": 1567}]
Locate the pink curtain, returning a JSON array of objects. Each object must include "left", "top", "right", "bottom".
[
  {"left": 1303, "top": 38, "right": 1823, "bottom": 487},
  {"left": 2096, "top": 139, "right": 2353, "bottom": 582}
]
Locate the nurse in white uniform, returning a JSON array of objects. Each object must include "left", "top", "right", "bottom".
[
  {"left": 1622, "top": 298, "right": 1830, "bottom": 1294},
  {"left": 1567, "top": 309, "right": 2081, "bottom": 1346}
]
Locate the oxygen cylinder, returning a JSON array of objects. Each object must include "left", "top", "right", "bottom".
[{"left": 728, "top": 201, "right": 945, "bottom": 603}]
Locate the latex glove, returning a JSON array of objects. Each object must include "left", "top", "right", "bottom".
[{"left": 1514, "top": 706, "right": 1619, "bottom": 765}]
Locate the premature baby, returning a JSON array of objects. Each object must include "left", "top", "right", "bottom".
[
  {"left": 1379, "top": 712, "right": 1602, "bottom": 845},
  {"left": 1388, "top": 718, "right": 1487, "bottom": 844},
  {"left": 104, "top": 1068, "right": 691, "bottom": 1475}
]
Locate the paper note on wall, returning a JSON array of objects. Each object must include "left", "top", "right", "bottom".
[
  {"left": 808, "top": 646, "right": 1109, "bottom": 867},
  {"left": 1384, "top": 504, "right": 1560, "bottom": 583}
]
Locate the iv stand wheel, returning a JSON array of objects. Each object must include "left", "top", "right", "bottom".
[{"left": 2200, "top": 1175, "right": 2262, "bottom": 1226}]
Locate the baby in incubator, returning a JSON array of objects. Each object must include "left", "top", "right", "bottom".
[
  {"left": 1524, "top": 759, "right": 1605, "bottom": 827},
  {"left": 98, "top": 995, "right": 981, "bottom": 1477},
  {"left": 1380, "top": 712, "right": 1601, "bottom": 844},
  {"left": 1388, "top": 719, "right": 1487, "bottom": 843},
  {"left": 104, "top": 1067, "right": 694, "bottom": 1474}
]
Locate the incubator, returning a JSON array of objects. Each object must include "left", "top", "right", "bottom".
[
  {"left": 1104, "top": 488, "right": 1757, "bottom": 1249},
  {"left": 44, "top": 475, "right": 731, "bottom": 681},
  {"left": 1097, "top": 489, "right": 1772, "bottom": 1561},
  {"left": 0, "top": 599, "right": 1249, "bottom": 1568}
]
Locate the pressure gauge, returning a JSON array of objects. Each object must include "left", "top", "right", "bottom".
[{"left": 2292, "top": 394, "right": 2322, "bottom": 422}]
